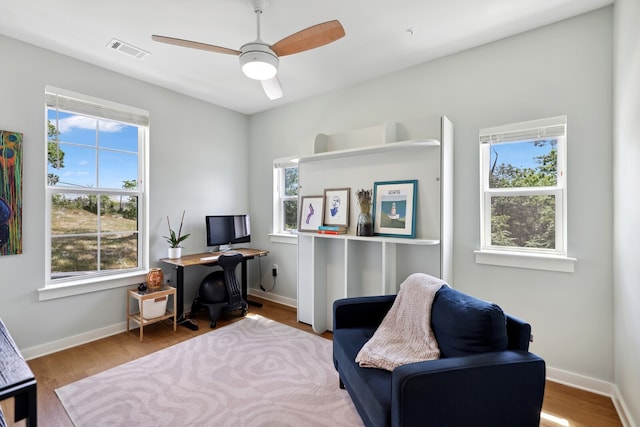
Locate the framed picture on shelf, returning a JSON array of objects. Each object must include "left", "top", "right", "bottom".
[
  {"left": 323, "top": 188, "right": 350, "bottom": 227},
  {"left": 299, "top": 196, "right": 324, "bottom": 231},
  {"left": 372, "top": 180, "right": 418, "bottom": 238}
]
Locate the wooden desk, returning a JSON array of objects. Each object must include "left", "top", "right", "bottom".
[
  {"left": 160, "top": 248, "right": 268, "bottom": 325},
  {"left": 0, "top": 319, "right": 37, "bottom": 427}
]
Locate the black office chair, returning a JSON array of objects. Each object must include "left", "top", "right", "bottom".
[{"left": 190, "top": 253, "right": 248, "bottom": 328}]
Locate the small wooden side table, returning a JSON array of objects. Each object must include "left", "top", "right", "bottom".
[{"left": 126, "top": 286, "right": 176, "bottom": 341}]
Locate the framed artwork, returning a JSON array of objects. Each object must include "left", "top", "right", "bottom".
[
  {"left": 299, "top": 196, "right": 324, "bottom": 231},
  {"left": 323, "top": 188, "right": 350, "bottom": 227},
  {"left": 0, "top": 130, "right": 23, "bottom": 255},
  {"left": 372, "top": 180, "right": 418, "bottom": 238}
]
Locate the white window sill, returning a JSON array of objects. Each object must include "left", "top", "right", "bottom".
[
  {"left": 38, "top": 271, "right": 147, "bottom": 301},
  {"left": 269, "top": 233, "right": 298, "bottom": 245},
  {"left": 474, "top": 250, "right": 576, "bottom": 273}
]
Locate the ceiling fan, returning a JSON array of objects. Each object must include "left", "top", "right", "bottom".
[{"left": 151, "top": 5, "right": 345, "bottom": 100}]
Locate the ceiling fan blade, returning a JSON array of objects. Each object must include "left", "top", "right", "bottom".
[
  {"left": 261, "top": 76, "right": 283, "bottom": 100},
  {"left": 271, "top": 20, "right": 345, "bottom": 57},
  {"left": 151, "top": 35, "right": 241, "bottom": 56}
]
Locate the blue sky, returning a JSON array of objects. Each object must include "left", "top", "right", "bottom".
[
  {"left": 490, "top": 139, "right": 554, "bottom": 170},
  {"left": 47, "top": 110, "right": 138, "bottom": 189}
]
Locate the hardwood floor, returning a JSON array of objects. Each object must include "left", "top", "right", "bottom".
[{"left": 2, "top": 297, "right": 622, "bottom": 426}]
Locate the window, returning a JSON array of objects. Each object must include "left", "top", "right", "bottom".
[
  {"left": 45, "top": 87, "right": 148, "bottom": 287},
  {"left": 273, "top": 157, "right": 298, "bottom": 236},
  {"left": 477, "top": 116, "right": 574, "bottom": 272}
]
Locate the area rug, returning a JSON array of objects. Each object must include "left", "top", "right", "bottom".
[{"left": 56, "top": 315, "right": 362, "bottom": 427}]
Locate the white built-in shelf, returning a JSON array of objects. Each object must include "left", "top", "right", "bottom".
[
  {"left": 298, "top": 139, "right": 440, "bottom": 163},
  {"left": 298, "top": 232, "right": 439, "bottom": 246},
  {"left": 297, "top": 117, "right": 453, "bottom": 334}
]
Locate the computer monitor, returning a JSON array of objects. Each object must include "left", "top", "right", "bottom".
[{"left": 205, "top": 214, "right": 250, "bottom": 251}]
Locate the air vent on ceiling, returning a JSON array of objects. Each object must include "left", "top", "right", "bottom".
[{"left": 107, "top": 38, "right": 150, "bottom": 60}]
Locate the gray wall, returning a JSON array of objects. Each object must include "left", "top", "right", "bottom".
[
  {"left": 0, "top": 34, "right": 249, "bottom": 350},
  {"left": 249, "top": 7, "right": 615, "bottom": 384},
  {"left": 613, "top": 0, "right": 640, "bottom": 423}
]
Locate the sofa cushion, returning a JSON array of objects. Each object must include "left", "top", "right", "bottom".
[{"left": 431, "top": 287, "right": 508, "bottom": 358}]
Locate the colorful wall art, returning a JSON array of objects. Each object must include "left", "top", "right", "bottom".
[{"left": 0, "top": 130, "right": 23, "bottom": 255}]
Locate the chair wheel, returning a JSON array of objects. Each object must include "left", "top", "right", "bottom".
[{"left": 210, "top": 321, "right": 217, "bottom": 328}]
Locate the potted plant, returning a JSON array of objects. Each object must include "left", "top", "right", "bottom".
[{"left": 163, "top": 210, "right": 190, "bottom": 259}]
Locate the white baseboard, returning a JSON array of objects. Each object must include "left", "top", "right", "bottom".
[
  {"left": 546, "top": 366, "right": 613, "bottom": 396},
  {"left": 248, "top": 288, "right": 297, "bottom": 308},
  {"left": 612, "top": 384, "right": 637, "bottom": 427},
  {"left": 21, "top": 291, "right": 296, "bottom": 360},
  {"left": 547, "top": 367, "right": 636, "bottom": 427},
  {"left": 21, "top": 321, "right": 127, "bottom": 360}
]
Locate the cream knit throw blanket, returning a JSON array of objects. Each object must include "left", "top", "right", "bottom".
[{"left": 355, "top": 273, "right": 446, "bottom": 371}]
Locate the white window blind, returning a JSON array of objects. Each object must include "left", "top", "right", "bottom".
[
  {"left": 480, "top": 116, "right": 566, "bottom": 144},
  {"left": 45, "top": 86, "right": 149, "bottom": 126}
]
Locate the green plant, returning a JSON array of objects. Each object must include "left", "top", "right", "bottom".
[{"left": 163, "top": 210, "right": 190, "bottom": 248}]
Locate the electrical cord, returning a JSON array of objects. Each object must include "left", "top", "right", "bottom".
[
  {"left": 267, "top": 275, "right": 277, "bottom": 292},
  {"left": 258, "top": 255, "right": 277, "bottom": 292}
]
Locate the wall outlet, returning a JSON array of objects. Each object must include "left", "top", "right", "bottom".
[{"left": 272, "top": 264, "right": 278, "bottom": 277}]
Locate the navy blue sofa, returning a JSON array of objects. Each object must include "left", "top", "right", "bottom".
[{"left": 333, "top": 286, "right": 546, "bottom": 427}]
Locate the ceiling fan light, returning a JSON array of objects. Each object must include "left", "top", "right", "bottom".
[{"left": 240, "top": 50, "right": 278, "bottom": 80}]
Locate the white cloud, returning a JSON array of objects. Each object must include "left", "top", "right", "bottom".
[
  {"left": 58, "top": 115, "right": 124, "bottom": 133},
  {"left": 99, "top": 120, "right": 125, "bottom": 132}
]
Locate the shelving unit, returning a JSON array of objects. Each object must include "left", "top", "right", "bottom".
[
  {"left": 297, "top": 116, "right": 454, "bottom": 333},
  {"left": 126, "top": 286, "right": 176, "bottom": 342},
  {"left": 297, "top": 139, "right": 440, "bottom": 163}
]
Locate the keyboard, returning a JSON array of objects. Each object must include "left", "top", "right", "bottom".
[{"left": 200, "top": 250, "right": 240, "bottom": 261}]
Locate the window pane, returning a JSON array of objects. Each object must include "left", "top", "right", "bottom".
[
  {"left": 51, "top": 194, "right": 98, "bottom": 235},
  {"left": 284, "top": 167, "right": 298, "bottom": 196},
  {"left": 100, "top": 195, "right": 138, "bottom": 232},
  {"left": 102, "top": 195, "right": 139, "bottom": 228},
  {"left": 51, "top": 235, "right": 98, "bottom": 278},
  {"left": 48, "top": 110, "right": 97, "bottom": 147},
  {"left": 283, "top": 200, "right": 298, "bottom": 230},
  {"left": 48, "top": 144, "right": 97, "bottom": 188},
  {"left": 98, "top": 150, "right": 138, "bottom": 189},
  {"left": 98, "top": 120, "right": 138, "bottom": 151},
  {"left": 491, "top": 195, "right": 555, "bottom": 249},
  {"left": 490, "top": 139, "right": 557, "bottom": 188},
  {"left": 100, "top": 233, "right": 138, "bottom": 271}
]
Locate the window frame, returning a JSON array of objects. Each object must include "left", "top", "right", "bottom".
[
  {"left": 476, "top": 116, "right": 576, "bottom": 272},
  {"left": 272, "top": 157, "right": 298, "bottom": 243},
  {"left": 40, "top": 87, "right": 150, "bottom": 298}
]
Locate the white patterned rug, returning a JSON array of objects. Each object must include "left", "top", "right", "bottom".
[{"left": 56, "top": 315, "right": 362, "bottom": 427}]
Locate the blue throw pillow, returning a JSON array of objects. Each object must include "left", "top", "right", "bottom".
[{"left": 431, "top": 286, "right": 508, "bottom": 358}]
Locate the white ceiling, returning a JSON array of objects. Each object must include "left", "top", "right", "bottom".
[{"left": 1, "top": 0, "right": 612, "bottom": 115}]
